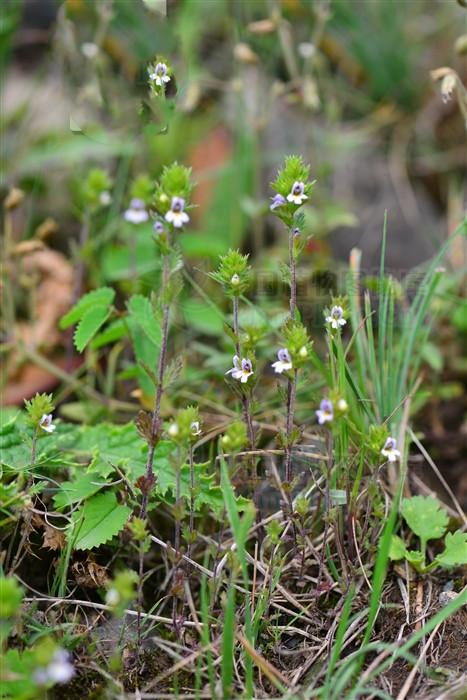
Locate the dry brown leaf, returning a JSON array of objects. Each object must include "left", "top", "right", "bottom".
[
  {"left": 42, "top": 523, "right": 66, "bottom": 551},
  {"left": 72, "top": 558, "right": 109, "bottom": 588}
]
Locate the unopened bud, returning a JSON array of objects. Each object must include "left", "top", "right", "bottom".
[{"left": 5, "top": 187, "right": 25, "bottom": 210}]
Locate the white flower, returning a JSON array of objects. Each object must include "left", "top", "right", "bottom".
[
  {"left": 34, "top": 649, "right": 75, "bottom": 686},
  {"left": 381, "top": 437, "right": 400, "bottom": 463},
  {"left": 105, "top": 588, "right": 120, "bottom": 606},
  {"left": 165, "top": 197, "right": 189, "bottom": 229},
  {"left": 191, "top": 421, "right": 201, "bottom": 437},
  {"left": 99, "top": 191, "right": 112, "bottom": 206},
  {"left": 149, "top": 62, "right": 171, "bottom": 87},
  {"left": 299, "top": 345, "right": 308, "bottom": 358},
  {"left": 337, "top": 398, "right": 348, "bottom": 412},
  {"left": 226, "top": 355, "right": 254, "bottom": 384},
  {"left": 153, "top": 221, "right": 164, "bottom": 234},
  {"left": 168, "top": 423, "right": 179, "bottom": 437},
  {"left": 316, "top": 399, "right": 333, "bottom": 425},
  {"left": 124, "top": 198, "right": 149, "bottom": 224},
  {"left": 326, "top": 305, "right": 346, "bottom": 330},
  {"left": 286, "top": 181, "right": 307, "bottom": 205},
  {"left": 39, "top": 414, "right": 55, "bottom": 433},
  {"left": 81, "top": 42, "right": 98, "bottom": 59},
  {"left": 271, "top": 348, "right": 293, "bottom": 374},
  {"left": 298, "top": 42, "right": 316, "bottom": 59},
  {"left": 440, "top": 73, "right": 456, "bottom": 104},
  {"left": 231, "top": 273, "right": 240, "bottom": 286}
]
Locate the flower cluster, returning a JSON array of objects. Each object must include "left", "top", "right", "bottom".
[
  {"left": 24, "top": 393, "right": 55, "bottom": 432},
  {"left": 221, "top": 419, "right": 248, "bottom": 451},
  {"left": 269, "top": 155, "right": 315, "bottom": 226},
  {"left": 153, "top": 163, "right": 192, "bottom": 231},
  {"left": 167, "top": 406, "right": 202, "bottom": 443},
  {"left": 82, "top": 168, "right": 112, "bottom": 211},
  {"left": 210, "top": 248, "right": 252, "bottom": 296}
]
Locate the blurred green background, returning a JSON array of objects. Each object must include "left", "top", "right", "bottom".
[{"left": 2, "top": 0, "right": 465, "bottom": 273}]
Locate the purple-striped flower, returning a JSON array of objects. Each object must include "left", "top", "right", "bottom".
[
  {"left": 149, "top": 62, "right": 171, "bottom": 87},
  {"left": 39, "top": 414, "right": 55, "bottom": 433},
  {"left": 316, "top": 399, "right": 333, "bottom": 425},
  {"left": 326, "top": 305, "right": 346, "bottom": 330},
  {"left": 153, "top": 220, "right": 165, "bottom": 234},
  {"left": 287, "top": 181, "right": 307, "bottom": 205},
  {"left": 165, "top": 196, "right": 189, "bottom": 228},
  {"left": 381, "top": 437, "right": 401, "bottom": 462},
  {"left": 271, "top": 348, "right": 293, "bottom": 374},
  {"left": 270, "top": 193, "right": 286, "bottom": 211},
  {"left": 226, "top": 355, "right": 254, "bottom": 383}
]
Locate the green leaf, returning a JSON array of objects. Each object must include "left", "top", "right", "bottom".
[
  {"left": 181, "top": 299, "right": 224, "bottom": 336},
  {"left": 435, "top": 530, "right": 467, "bottom": 569},
  {"left": 74, "top": 304, "right": 111, "bottom": 352},
  {"left": 401, "top": 496, "right": 448, "bottom": 543},
  {"left": 53, "top": 470, "right": 107, "bottom": 508},
  {"left": 127, "top": 294, "right": 161, "bottom": 347},
  {"left": 71, "top": 491, "right": 131, "bottom": 550},
  {"left": 60, "top": 287, "right": 115, "bottom": 329},
  {"left": 91, "top": 318, "right": 127, "bottom": 349},
  {"left": 389, "top": 534, "right": 407, "bottom": 561}
]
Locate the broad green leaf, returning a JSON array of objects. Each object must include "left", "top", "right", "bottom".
[
  {"left": 127, "top": 294, "right": 161, "bottom": 347},
  {"left": 74, "top": 304, "right": 111, "bottom": 352},
  {"left": 401, "top": 496, "right": 448, "bottom": 543},
  {"left": 436, "top": 530, "right": 467, "bottom": 569},
  {"left": 181, "top": 299, "right": 224, "bottom": 336},
  {"left": 60, "top": 287, "right": 115, "bottom": 329},
  {"left": 53, "top": 471, "right": 107, "bottom": 508},
  {"left": 71, "top": 491, "right": 131, "bottom": 550},
  {"left": 389, "top": 534, "right": 407, "bottom": 561}
]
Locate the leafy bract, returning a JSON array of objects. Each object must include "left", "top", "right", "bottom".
[
  {"left": 389, "top": 535, "right": 407, "bottom": 561},
  {"left": 60, "top": 287, "right": 115, "bottom": 329},
  {"left": 71, "top": 491, "right": 131, "bottom": 550},
  {"left": 401, "top": 496, "right": 448, "bottom": 543},
  {"left": 436, "top": 530, "right": 467, "bottom": 569}
]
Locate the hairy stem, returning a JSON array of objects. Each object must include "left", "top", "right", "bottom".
[
  {"left": 188, "top": 444, "right": 195, "bottom": 559},
  {"left": 285, "top": 227, "right": 298, "bottom": 484},
  {"left": 232, "top": 295, "right": 255, "bottom": 449},
  {"left": 137, "top": 239, "right": 171, "bottom": 659},
  {"left": 172, "top": 445, "right": 182, "bottom": 636},
  {"left": 140, "top": 249, "right": 171, "bottom": 520}
]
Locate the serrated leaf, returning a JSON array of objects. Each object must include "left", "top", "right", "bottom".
[
  {"left": 91, "top": 318, "right": 127, "bottom": 349},
  {"left": 435, "top": 530, "right": 467, "bottom": 569},
  {"left": 74, "top": 304, "right": 111, "bottom": 352},
  {"left": 53, "top": 471, "right": 107, "bottom": 509},
  {"left": 401, "top": 496, "right": 448, "bottom": 543},
  {"left": 71, "top": 491, "right": 131, "bottom": 550},
  {"left": 60, "top": 287, "right": 115, "bottom": 329},
  {"left": 127, "top": 294, "right": 161, "bottom": 348},
  {"left": 389, "top": 534, "right": 407, "bottom": 561}
]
